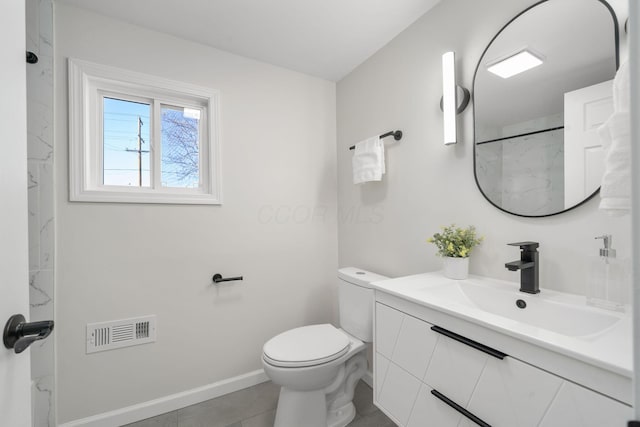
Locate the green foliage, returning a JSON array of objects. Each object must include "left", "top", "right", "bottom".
[{"left": 427, "top": 224, "right": 483, "bottom": 258}]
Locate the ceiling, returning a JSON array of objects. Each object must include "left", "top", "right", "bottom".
[{"left": 55, "top": 0, "right": 441, "bottom": 81}]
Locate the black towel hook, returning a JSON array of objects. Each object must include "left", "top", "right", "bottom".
[
  {"left": 26, "top": 51, "right": 38, "bottom": 64},
  {"left": 212, "top": 274, "right": 243, "bottom": 284}
]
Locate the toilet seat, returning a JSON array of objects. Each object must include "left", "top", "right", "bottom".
[{"left": 263, "top": 324, "right": 350, "bottom": 368}]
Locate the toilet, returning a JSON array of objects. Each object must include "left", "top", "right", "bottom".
[{"left": 262, "top": 267, "right": 388, "bottom": 427}]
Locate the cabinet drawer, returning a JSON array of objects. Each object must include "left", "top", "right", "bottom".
[
  {"left": 539, "top": 381, "right": 632, "bottom": 427},
  {"left": 375, "top": 302, "right": 405, "bottom": 359},
  {"left": 407, "top": 384, "right": 462, "bottom": 427},
  {"left": 375, "top": 303, "right": 439, "bottom": 379},
  {"left": 465, "top": 356, "right": 562, "bottom": 426},
  {"left": 376, "top": 361, "right": 422, "bottom": 426},
  {"left": 424, "top": 327, "right": 494, "bottom": 407},
  {"left": 374, "top": 301, "right": 631, "bottom": 427}
]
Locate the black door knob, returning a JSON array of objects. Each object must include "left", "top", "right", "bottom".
[{"left": 3, "top": 314, "right": 54, "bottom": 354}]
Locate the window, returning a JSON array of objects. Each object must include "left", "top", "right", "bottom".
[{"left": 68, "top": 59, "right": 221, "bottom": 204}]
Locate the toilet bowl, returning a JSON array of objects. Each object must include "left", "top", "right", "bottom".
[{"left": 262, "top": 268, "right": 388, "bottom": 427}]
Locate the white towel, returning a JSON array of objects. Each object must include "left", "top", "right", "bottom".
[
  {"left": 352, "top": 136, "right": 385, "bottom": 184},
  {"left": 598, "top": 60, "right": 631, "bottom": 215}
]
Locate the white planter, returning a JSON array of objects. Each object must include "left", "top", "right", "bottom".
[{"left": 443, "top": 256, "right": 469, "bottom": 280}]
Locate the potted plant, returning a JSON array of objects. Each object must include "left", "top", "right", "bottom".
[{"left": 427, "top": 224, "right": 483, "bottom": 279}]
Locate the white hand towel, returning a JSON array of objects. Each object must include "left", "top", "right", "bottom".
[
  {"left": 352, "top": 136, "right": 385, "bottom": 184},
  {"left": 598, "top": 60, "right": 631, "bottom": 215}
]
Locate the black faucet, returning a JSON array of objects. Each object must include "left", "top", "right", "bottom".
[{"left": 505, "top": 242, "right": 539, "bottom": 294}]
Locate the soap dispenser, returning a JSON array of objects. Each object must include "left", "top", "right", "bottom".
[{"left": 586, "top": 235, "right": 626, "bottom": 311}]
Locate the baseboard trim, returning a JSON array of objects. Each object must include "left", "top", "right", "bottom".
[
  {"left": 362, "top": 370, "right": 373, "bottom": 389},
  {"left": 59, "top": 369, "right": 269, "bottom": 427}
]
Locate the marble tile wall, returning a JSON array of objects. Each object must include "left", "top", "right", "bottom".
[
  {"left": 501, "top": 129, "right": 565, "bottom": 216},
  {"left": 475, "top": 142, "right": 503, "bottom": 206},
  {"left": 475, "top": 114, "right": 565, "bottom": 215},
  {"left": 26, "top": 0, "right": 55, "bottom": 426}
]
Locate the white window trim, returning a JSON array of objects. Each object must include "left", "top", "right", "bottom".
[{"left": 68, "top": 58, "right": 222, "bottom": 204}]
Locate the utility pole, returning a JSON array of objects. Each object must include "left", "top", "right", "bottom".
[
  {"left": 137, "top": 117, "right": 142, "bottom": 187},
  {"left": 126, "top": 116, "right": 149, "bottom": 186}
]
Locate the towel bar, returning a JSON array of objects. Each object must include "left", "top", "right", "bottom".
[
  {"left": 212, "top": 274, "right": 243, "bottom": 284},
  {"left": 349, "top": 130, "right": 402, "bottom": 150}
]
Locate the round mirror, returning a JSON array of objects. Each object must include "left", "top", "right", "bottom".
[{"left": 473, "top": 0, "right": 619, "bottom": 217}]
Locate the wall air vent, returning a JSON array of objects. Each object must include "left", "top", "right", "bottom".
[{"left": 86, "top": 315, "right": 156, "bottom": 354}]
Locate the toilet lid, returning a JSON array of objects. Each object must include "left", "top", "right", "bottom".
[{"left": 263, "top": 324, "right": 350, "bottom": 368}]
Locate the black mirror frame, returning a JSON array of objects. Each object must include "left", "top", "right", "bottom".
[{"left": 472, "top": 0, "right": 620, "bottom": 218}]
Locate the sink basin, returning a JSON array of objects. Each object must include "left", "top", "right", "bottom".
[{"left": 416, "top": 278, "right": 623, "bottom": 337}]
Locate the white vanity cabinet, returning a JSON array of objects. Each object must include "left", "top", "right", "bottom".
[{"left": 373, "top": 301, "right": 632, "bottom": 427}]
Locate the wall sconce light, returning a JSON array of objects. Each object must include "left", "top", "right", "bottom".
[{"left": 441, "top": 51, "right": 470, "bottom": 145}]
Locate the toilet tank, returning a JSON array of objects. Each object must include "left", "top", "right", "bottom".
[{"left": 338, "top": 267, "right": 389, "bottom": 342}]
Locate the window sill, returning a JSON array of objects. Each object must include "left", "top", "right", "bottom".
[{"left": 70, "top": 188, "right": 222, "bottom": 205}]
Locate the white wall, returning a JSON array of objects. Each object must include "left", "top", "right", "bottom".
[
  {"left": 337, "top": 0, "right": 630, "bottom": 295},
  {"left": 54, "top": 4, "right": 337, "bottom": 423}
]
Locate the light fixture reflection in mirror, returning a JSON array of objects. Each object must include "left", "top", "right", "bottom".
[
  {"left": 486, "top": 49, "right": 545, "bottom": 79},
  {"left": 442, "top": 51, "right": 457, "bottom": 145}
]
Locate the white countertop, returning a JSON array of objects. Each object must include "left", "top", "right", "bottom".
[{"left": 371, "top": 272, "right": 632, "bottom": 379}]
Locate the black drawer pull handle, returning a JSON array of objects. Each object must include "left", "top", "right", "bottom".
[
  {"left": 431, "top": 389, "right": 491, "bottom": 427},
  {"left": 430, "top": 325, "right": 506, "bottom": 360}
]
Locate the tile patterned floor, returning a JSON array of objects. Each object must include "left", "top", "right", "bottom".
[{"left": 125, "top": 380, "right": 394, "bottom": 427}]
